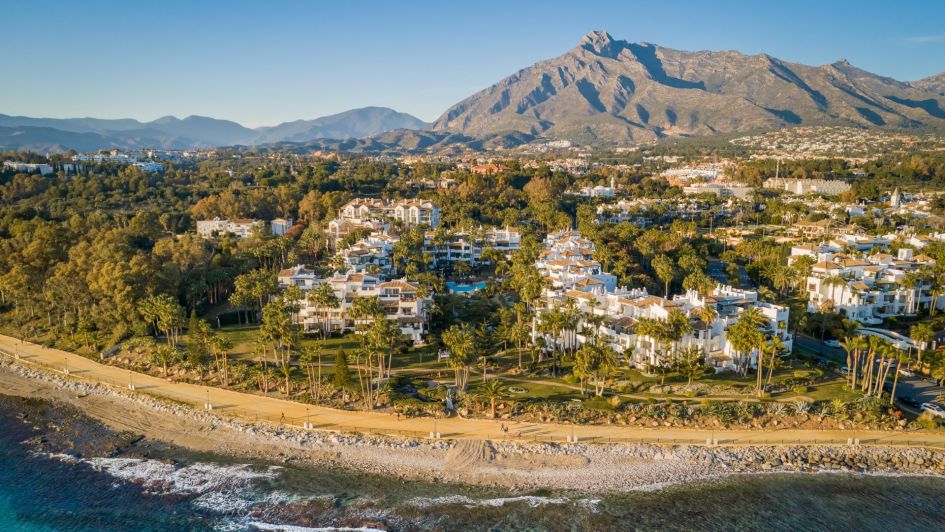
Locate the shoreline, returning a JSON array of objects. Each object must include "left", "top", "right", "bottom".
[{"left": 3, "top": 357, "right": 945, "bottom": 494}]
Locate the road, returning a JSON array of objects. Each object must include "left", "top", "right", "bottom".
[
  {"left": 795, "top": 333, "right": 945, "bottom": 409},
  {"left": 708, "top": 259, "right": 755, "bottom": 290},
  {"left": 2, "top": 333, "right": 945, "bottom": 448}
]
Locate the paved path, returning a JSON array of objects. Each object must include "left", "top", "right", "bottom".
[{"left": 2, "top": 334, "right": 945, "bottom": 448}]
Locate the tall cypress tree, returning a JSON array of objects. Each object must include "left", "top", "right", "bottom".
[{"left": 333, "top": 349, "right": 352, "bottom": 389}]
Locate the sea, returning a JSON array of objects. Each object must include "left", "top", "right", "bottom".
[{"left": 3, "top": 412, "right": 945, "bottom": 531}]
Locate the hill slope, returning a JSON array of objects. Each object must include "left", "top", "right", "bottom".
[
  {"left": 433, "top": 31, "right": 945, "bottom": 144},
  {"left": 254, "top": 107, "right": 429, "bottom": 143}
]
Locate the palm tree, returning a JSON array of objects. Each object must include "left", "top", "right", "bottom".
[
  {"left": 442, "top": 324, "right": 475, "bottom": 391},
  {"left": 910, "top": 323, "right": 934, "bottom": 367},
  {"left": 311, "top": 282, "right": 339, "bottom": 339},
  {"left": 839, "top": 336, "right": 856, "bottom": 388},
  {"left": 652, "top": 254, "right": 676, "bottom": 297},
  {"left": 477, "top": 379, "right": 509, "bottom": 418},
  {"left": 822, "top": 274, "right": 846, "bottom": 309},
  {"left": 698, "top": 302, "right": 718, "bottom": 357},
  {"left": 850, "top": 334, "right": 869, "bottom": 390},
  {"left": 875, "top": 342, "right": 898, "bottom": 399},
  {"left": 889, "top": 346, "right": 912, "bottom": 405},
  {"left": 299, "top": 345, "right": 319, "bottom": 399},
  {"left": 900, "top": 272, "right": 921, "bottom": 315},
  {"left": 734, "top": 306, "right": 768, "bottom": 396},
  {"left": 211, "top": 335, "right": 233, "bottom": 387}
]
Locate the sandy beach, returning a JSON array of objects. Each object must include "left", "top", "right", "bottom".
[{"left": 3, "top": 346, "right": 945, "bottom": 494}]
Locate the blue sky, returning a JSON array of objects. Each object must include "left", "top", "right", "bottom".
[{"left": 2, "top": 0, "right": 944, "bottom": 127}]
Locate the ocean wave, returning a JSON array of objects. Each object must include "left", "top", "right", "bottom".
[
  {"left": 44, "top": 454, "right": 282, "bottom": 513},
  {"left": 244, "top": 522, "right": 386, "bottom": 532},
  {"left": 406, "top": 494, "right": 600, "bottom": 511}
]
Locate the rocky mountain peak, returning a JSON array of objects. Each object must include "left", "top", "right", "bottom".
[{"left": 578, "top": 30, "right": 622, "bottom": 57}]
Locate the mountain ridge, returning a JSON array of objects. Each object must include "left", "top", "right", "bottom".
[
  {"left": 432, "top": 30, "right": 945, "bottom": 144},
  {"left": 0, "top": 107, "right": 428, "bottom": 152}
]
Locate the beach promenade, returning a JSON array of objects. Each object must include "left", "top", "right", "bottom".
[{"left": 2, "top": 333, "right": 945, "bottom": 449}]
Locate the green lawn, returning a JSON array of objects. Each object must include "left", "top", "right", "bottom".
[{"left": 205, "top": 325, "right": 862, "bottom": 405}]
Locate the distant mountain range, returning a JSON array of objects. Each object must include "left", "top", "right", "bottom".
[
  {"left": 433, "top": 30, "right": 945, "bottom": 144},
  {"left": 4, "top": 31, "right": 945, "bottom": 153},
  {"left": 0, "top": 107, "right": 429, "bottom": 152}
]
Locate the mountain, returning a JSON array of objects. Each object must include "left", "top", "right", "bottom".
[
  {"left": 913, "top": 73, "right": 945, "bottom": 96},
  {"left": 254, "top": 129, "right": 535, "bottom": 156},
  {"left": 254, "top": 107, "right": 429, "bottom": 144},
  {"left": 0, "top": 114, "right": 254, "bottom": 149},
  {"left": 0, "top": 126, "right": 175, "bottom": 153},
  {"left": 0, "top": 107, "right": 428, "bottom": 152},
  {"left": 146, "top": 115, "right": 257, "bottom": 145},
  {"left": 433, "top": 30, "right": 945, "bottom": 144}
]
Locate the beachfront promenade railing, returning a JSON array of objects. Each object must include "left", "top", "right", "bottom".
[{"left": 3, "top": 344, "right": 945, "bottom": 450}]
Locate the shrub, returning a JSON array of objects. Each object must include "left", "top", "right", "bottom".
[
  {"left": 915, "top": 411, "right": 941, "bottom": 430},
  {"left": 793, "top": 400, "right": 811, "bottom": 414},
  {"left": 793, "top": 370, "right": 811, "bottom": 379},
  {"left": 792, "top": 385, "right": 809, "bottom": 394}
]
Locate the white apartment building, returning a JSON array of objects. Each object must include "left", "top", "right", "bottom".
[
  {"left": 327, "top": 198, "right": 440, "bottom": 249},
  {"left": 132, "top": 161, "right": 164, "bottom": 173},
  {"left": 326, "top": 218, "right": 387, "bottom": 251},
  {"left": 682, "top": 182, "right": 753, "bottom": 200},
  {"left": 336, "top": 233, "right": 398, "bottom": 275},
  {"left": 277, "top": 268, "right": 432, "bottom": 344},
  {"left": 3, "top": 161, "right": 54, "bottom": 175},
  {"left": 424, "top": 227, "right": 522, "bottom": 267},
  {"left": 393, "top": 199, "right": 440, "bottom": 227},
  {"left": 805, "top": 248, "right": 940, "bottom": 324},
  {"left": 535, "top": 231, "right": 617, "bottom": 292},
  {"left": 764, "top": 178, "right": 851, "bottom": 196},
  {"left": 661, "top": 167, "right": 724, "bottom": 182},
  {"left": 336, "top": 198, "right": 440, "bottom": 228},
  {"left": 196, "top": 218, "right": 263, "bottom": 239}
]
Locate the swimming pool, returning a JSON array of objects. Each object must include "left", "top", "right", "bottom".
[{"left": 445, "top": 281, "right": 487, "bottom": 294}]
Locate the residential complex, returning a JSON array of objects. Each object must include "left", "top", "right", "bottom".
[
  {"left": 277, "top": 268, "right": 432, "bottom": 344},
  {"left": 804, "top": 247, "right": 941, "bottom": 324},
  {"left": 533, "top": 231, "right": 791, "bottom": 372}
]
